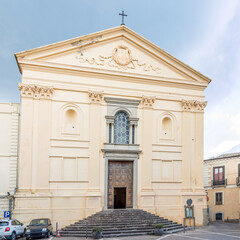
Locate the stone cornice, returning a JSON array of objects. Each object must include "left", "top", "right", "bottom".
[
  {"left": 17, "top": 60, "right": 208, "bottom": 91},
  {"left": 88, "top": 90, "right": 103, "bottom": 103},
  {"left": 181, "top": 99, "right": 207, "bottom": 112},
  {"left": 18, "top": 83, "right": 53, "bottom": 99},
  {"left": 142, "top": 96, "right": 156, "bottom": 108},
  {"left": 104, "top": 97, "right": 141, "bottom": 106}
]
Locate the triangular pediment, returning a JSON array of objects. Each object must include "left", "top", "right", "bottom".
[{"left": 15, "top": 26, "right": 211, "bottom": 86}]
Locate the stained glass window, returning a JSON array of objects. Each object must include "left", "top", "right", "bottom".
[{"left": 114, "top": 111, "right": 130, "bottom": 144}]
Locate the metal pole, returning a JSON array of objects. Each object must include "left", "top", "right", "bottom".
[
  {"left": 56, "top": 222, "right": 58, "bottom": 237},
  {"left": 183, "top": 218, "right": 185, "bottom": 233}
]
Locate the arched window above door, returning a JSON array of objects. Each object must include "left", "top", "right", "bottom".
[{"left": 114, "top": 111, "right": 130, "bottom": 144}]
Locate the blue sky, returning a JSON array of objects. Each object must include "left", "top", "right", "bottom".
[{"left": 0, "top": 0, "right": 240, "bottom": 158}]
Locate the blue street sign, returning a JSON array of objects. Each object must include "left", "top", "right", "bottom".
[{"left": 4, "top": 211, "right": 11, "bottom": 218}]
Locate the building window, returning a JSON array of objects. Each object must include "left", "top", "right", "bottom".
[
  {"left": 237, "top": 164, "right": 240, "bottom": 185},
  {"left": 114, "top": 111, "right": 130, "bottom": 144},
  {"left": 215, "top": 192, "right": 223, "bottom": 205},
  {"left": 215, "top": 212, "right": 223, "bottom": 221},
  {"left": 213, "top": 166, "right": 225, "bottom": 185}
]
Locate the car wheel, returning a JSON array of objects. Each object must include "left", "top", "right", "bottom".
[
  {"left": 11, "top": 232, "right": 16, "bottom": 240},
  {"left": 26, "top": 237, "right": 30, "bottom": 240},
  {"left": 21, "top": 228, "right": 26, "bottom": 237},
  {"left": 45, "top": 231, "right": 50, "bottom": 238}
]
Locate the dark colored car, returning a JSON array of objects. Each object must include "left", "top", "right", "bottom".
[{"left": 25, "top": 218, "right": 52, "bottom": 239}]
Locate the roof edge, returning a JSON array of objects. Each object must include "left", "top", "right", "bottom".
[{"left": 15, "top": 25, "right": 211, "bottom": 83}]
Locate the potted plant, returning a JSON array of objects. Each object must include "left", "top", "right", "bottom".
[
  {"left": 92, "top": 227, "right": 103, "bottom": 239},
  {"left": 154, "top": 224, "right": 164, "bottom": 236}
]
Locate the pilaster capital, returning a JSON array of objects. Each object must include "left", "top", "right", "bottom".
[
  {"left": 88, "top": 90, "right": 103, "bottom": 103},
  {"left": 105, "top": 115, "right": 115, "bottom": 124},
  {"left": 18, "top": 83, "right": 53, "bottom": 99},
  {"left": 141, "top": 96, "right": 156, "bottom": 108},
  {"left": 181, "top": 99, "right": 207, "bottom": 112},
  {"left": 129, "top": 117, "right": 139, "bottom": 126},
  {"left": 194, "top": 100, "right": 207, "bottom": 112}
]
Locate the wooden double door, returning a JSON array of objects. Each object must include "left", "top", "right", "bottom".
[{"left": 108, "top": 161, "right": 133, "bottom": 209}]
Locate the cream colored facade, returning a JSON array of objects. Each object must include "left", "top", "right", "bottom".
[
  {"left": 13, "top": 26, "right": 210, "bottom": 227},
  {"left": 0, "top": 103, "right": 20, "bottom": 218},
  {"left": 204, "top": 153, "right": 240, "bottom": 221}
]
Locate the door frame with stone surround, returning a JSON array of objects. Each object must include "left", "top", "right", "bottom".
[
  {"left": 108, "top": 160, "right": 133, "bottom": 209},
  {"left": 104, "top": 153, "right": 138, "bottom": 210}
]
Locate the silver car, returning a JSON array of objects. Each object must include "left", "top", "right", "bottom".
[{"left": 0, "top": 219, "right": 26, "bottom": 240}]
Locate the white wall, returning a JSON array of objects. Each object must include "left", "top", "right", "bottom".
[{"left": 0, "top": 103, "right": 20, "bottom": 217}]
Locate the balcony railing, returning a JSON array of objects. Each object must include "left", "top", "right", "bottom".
[
  {"left": 211, "top": 179, "right": 227, "bottom": 187},
  {"left": 236, "top": 177, "right": 240, "bottom": 186}
]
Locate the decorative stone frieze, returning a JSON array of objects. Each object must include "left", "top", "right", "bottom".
[
  {"left": 181, "top": 99, "right": 207, "bottom": 112},
  {"left": 142, "top": 96, "right": 156, "bottom": 108},
  {"left": 18, "top": 83, "right": 53, "bottom": 99},
  {"left": 88, "top": 90, "right": 103, "bottom": 103},
  {"left": 77, "top": 45, "right": 161, "bottom": 74}
]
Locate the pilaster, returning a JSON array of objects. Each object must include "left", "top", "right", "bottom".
[
  {"left": 86, "top": 90, "right": 103, "bottom": 216},
  {"left": 140, "top": 96, "right": 156, "bottom": 213},
  {"left": 181, "top": 100, "right": 207, "bottom": 191},
  {"left": 18, "top": 83, "right": 53, "bottom": 192}
]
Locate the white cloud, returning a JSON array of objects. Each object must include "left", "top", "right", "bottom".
[
  {"left": 182, "top": 1, "right": 240, "bottom": 158},
  {"left": 186, "top": 0, "right": 239, "bottom": 71}
]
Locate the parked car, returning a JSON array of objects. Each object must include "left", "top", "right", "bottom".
[
  {"left": 0, "top": 219, "right": 26, "bottom": 240},
  {"left": 25, "top": 218, "right": 52, "bottom": 239}
]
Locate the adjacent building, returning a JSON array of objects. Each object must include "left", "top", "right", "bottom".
[
  {"left": 204, "top": 153, "right": 240, "bottom": 222},
  {"left": 13, "top": 26, "right": 210, "bottom": 227},
  {"left": 0, "top": 103, "right": 20, "bottom": 218}
]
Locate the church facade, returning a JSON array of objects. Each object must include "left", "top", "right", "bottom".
[{"left": 14, "top": 26, "right": 210, "bottom": 227}]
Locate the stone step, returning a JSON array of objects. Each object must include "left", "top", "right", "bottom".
[
  {"left": 64, "top": 222, "right": 179, "bottom": 230},
  {"left": 60, "top": 209, "right": 186, "bottom": 237},
  {"left": 71, "top": 219, "right": 171, "bottom": 226},
  {"left": 62, "top": 223, "right": 182, "bottom": 232}
]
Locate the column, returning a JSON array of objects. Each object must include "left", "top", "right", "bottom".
[
  {"left": 129, "top": 118, "right": 139, "bottom": 144},
  {"left": 140, "top": 96, "right": 156, "bottom": 213},
  {"left": 129, "top": 124, "right": 132, "bottom": 144},
  {"left": 111, "top": 123, "right": 114, "bottom": 143},
  {"left": 105, "top": 116, "right": 114, "bottom": 143}
]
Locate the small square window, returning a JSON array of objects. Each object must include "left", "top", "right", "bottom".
[{"left": 215, "top": 192, "right": 223, "bottom": 205}]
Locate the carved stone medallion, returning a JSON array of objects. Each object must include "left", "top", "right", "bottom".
[{"left": 112, "top": 46, "right": 132, "bottom": 66}]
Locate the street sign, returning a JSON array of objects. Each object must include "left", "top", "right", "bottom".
[{"left": 4, "top": 211, "right": 11, "bottom": 218}]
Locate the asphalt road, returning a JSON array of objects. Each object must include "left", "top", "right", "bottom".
[{"left": 17, "top": 222, "right": 240, "bottom": 240}]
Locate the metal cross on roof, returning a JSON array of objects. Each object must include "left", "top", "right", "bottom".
[{"left": 119, "top": 11, "right": 127, "bottom": 25}]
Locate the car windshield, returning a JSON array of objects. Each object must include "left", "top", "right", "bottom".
[
  {"left": 29, "top": 219, "right": 48, "bottom": 226},
  {"left": 0, "top": 222, "right": 9, "bottom": 226}
]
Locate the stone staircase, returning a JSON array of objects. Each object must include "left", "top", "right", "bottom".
[{"left": 60, "top": 209, "right": 186, "bottom": 238}]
